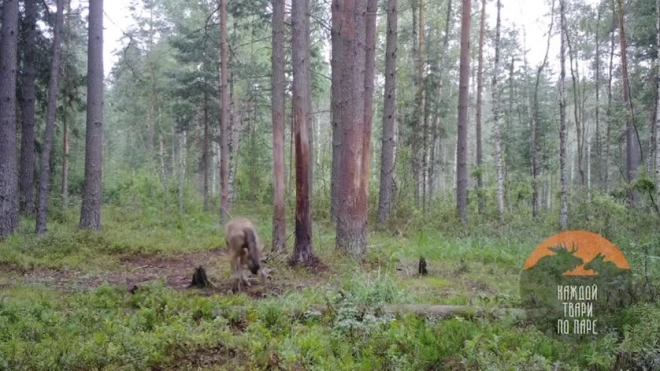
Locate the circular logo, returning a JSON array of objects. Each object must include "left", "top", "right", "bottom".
[{"left": 520, "top": 230, "right": 632, "bottom": 339}]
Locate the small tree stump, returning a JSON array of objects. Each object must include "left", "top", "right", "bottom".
[
  {"left": 188, "top": 266, "right": 213, "bottom": 289},
  {"left": 418, "top": 257, "right": 428, "bottom": 276}
]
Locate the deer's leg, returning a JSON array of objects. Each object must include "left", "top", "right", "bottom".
[
  {"left": 240, "top": 249, "right": 251, "bottom": 287},
  {"left": 231, "top": 253, "right": 243, "bottom": 292}
]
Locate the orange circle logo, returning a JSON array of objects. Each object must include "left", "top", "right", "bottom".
[{"left": 523, "top": 230, "right": 630, "bottom": 276}]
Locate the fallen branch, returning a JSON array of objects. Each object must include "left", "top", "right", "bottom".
[{"left": 294, "top": 304, "right": 527, "bottom": 319}]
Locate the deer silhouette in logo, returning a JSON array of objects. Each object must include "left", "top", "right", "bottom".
[
  {"left": 584, "top": 253, "right": 622, "bottom": 277},
  {"left": 527, "top": 244, "right": 584, "bottom": 279}
]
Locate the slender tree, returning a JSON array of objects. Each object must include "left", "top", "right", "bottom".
[
  {"left": 605, "top": 0, "right": 616, "bottom": 192},
  {"left": 475, "top": 0, "right": 486, "bottom": 214},
  {"left": 291, "top": 0, "right": 315, "bottom": 264},
  {"left": 532, "top": 0, "right": 555, "bottom": 217},
  {"left": 656, "top": 0, "right": 660, "bottom": 184},
  {"left": 19, "top": 0, "right": 38, "bottom": 216},
  {"left": 219, "top": 0, "right": 230, "bottom": 223},
  {"left": 456, "top": 0, "right": 471, "bottom": 222},
  {"left": 272, "top": 0, "right": 286, "bottom": 252},
  {"left": 559, "top": 0, "right": 568, "bottom": 230},
  {"left": 492, "top": 0, "right": 504, "bottom": 219},
  {"left": 79, "top": 0, "right": 104, "bottom": 230},
  {"left": 617, "top": 0, "right": 641, "bottom": 199},
  {"left": 336, "top": 0, "right": 368, "bottom": 255},
  {"left": 36, "top": 0, "right": 65, "bottom": 235},
  {"left": 203, "top": 91, "right": 210, "bottom": 211},
  {"left": 377, "top": 0, "right": 399, "bottom": 224},
  {"left": 0, "top": 0, "right": 20, "bottom": 238}
]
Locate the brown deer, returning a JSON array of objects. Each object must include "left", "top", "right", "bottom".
[{"left": 224, "top": 218, "right": 267, "bottom": 292}]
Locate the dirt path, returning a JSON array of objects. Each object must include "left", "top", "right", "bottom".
[{"left": 2, "top": 248, "right": 299, "bottom": 298}]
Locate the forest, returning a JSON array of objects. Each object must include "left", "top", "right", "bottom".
[{"left": 0, "top": 0, "right": 659, "bottom": 369}]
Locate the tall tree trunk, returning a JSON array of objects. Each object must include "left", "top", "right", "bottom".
[
  {"left": 218, "top": 0, "right": 230, "bottom": 224},
  {"left": 336, "top": 0, "right": 368, "bottom": 255},
  {"left": 362, "top": 0, "right": 377, "bottom": 207},
  {"left": 595, "top": 5, "right": 602, "bottom": 189},
  {"left": 203, "top": 92, "right": 210, "bottom": 211},
  {"left": 160, "top": 133, "right": 168, "bottom": 203},
  {"left": 605, "top": 0, "right": 616, "bottom": 192},
  {"left": 492, "top": 0, "right": 504, "bottom": 219},
  {"left": 656, "top": 0, "right": 660, "bottom": 184},
  {"left": 79, "top": 0, "right": 104, "bottom": 231},
  {"left": 330, "top": 0, "right": 343, "bottom": 222},
  {"left": 456, "top": 0, "right": 471, "bottom": 222},
  {"left": 428, "top": 0, "right": 452, "bottom": 206},
  {"left": 475, "top": 0, "right": 486, "bottom": 215},
  {"left": 147, "top": 3, "right": 156, "bottom": 157},
  {"left": 291, "top": 0, "right": 316, "bottom": 265},
  {"left": 0, "top": 0, "right": 20, "bottom": 237},
  {"left": 566, "top": 27, "right": 584, "bottom": 186},
  {"left": 617, "top": 0, "right": 641, "bottom": 200},
  {"left": 532, "top": 0, "right": 555, "bottom": 217},
  {"left": 377, "top": 0, "right": 398, "bottom": 224},
  {"left": 19, "top": 0, "right": 38, "bottom": 216},
  {"left": 178, "top": 131, "right": 187, "bottom": 213},
  {"left": 272, "top": 0, "right": 286, "bottom": 252},
  {"left": 559, "top": 0, "right": 569, "bottom": 230},
  {"left": 62, "top": 102, "right": 69, "bottom": 208},
  {"left": 36, "top": 0, "right": 65, "bottom": 235},
  {"left": 411, "top": 0, "right": 424, "bottom": 207}
]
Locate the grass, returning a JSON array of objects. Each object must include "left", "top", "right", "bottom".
[{"left": 0, "top": 197, "right": 659, "bottom": 370}]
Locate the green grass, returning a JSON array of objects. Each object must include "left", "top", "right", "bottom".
[{"left": 0, "top": 197, "right": 659, "bottom": 370}]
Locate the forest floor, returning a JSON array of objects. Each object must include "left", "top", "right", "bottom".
[{"left": 0, "top": 203, "right": 659, "bottom": 370}]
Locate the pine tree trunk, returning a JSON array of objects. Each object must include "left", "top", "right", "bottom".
[
  {"left": 0, "top": 0, "right": 20, "bottom": 237},
  {"left": 79, "top": 0, "right": 104, "bottom": 231},
  {"left": 362, "top": 0, "right": 377, "bottom": 208},
  {"left": 595, "top": 5, "right": 602, "bottom": 189},
  {"left": 218, "top": 0, "right": 230, "bottom": 224},
  {"left": 559, "top": 0, "right": 569, "bottom": 230},
  {"left": 271, "top": 0, "right": 287, "bottom": 252},
  {"left": 178, "top": 131, "right": 187, "bottom": 213},
  {"left": 62, "top": 106, "right": 69, "bottom": 209},
  {"left": 656, "top": 0, "right": 660, "bottom": 184},
  {"left": 160, "top": 134, "right": 168, "bottom": 203},
  {"left": 605, "top": 0, "right": 616, "bottom": 192},
  {"left": 566, "top": 28, "right": 585, "bottom": 186},
  {"left": 291, "top": 0, "right": 316, "bottom": 265},
  {"left": 203, "top": 92, "right": 210, "bottom": 211},
  {"left": 532, "top": 0, "right": 555, "bottom": 217},
  {"left": 618, "top": 0, "right": 641, "bottom": 201},
  {"left": 377, "top": 0, "right": 398, "bottom": 224},
  {"left": 36, "top": 0, "right": 65, "bottom": 235},
  {"left": 492, "top": 0, "right": 504, "bottom": 219},
  {"left": 19, "top": 0, "right": 38, "bottom": 216},
  {"left": 336, "top": 0, "right": 368, "bottom": 256},
  {"left": 456, "top": 0, "right": 471, "bottom": 222},
  {"left": 330, "top": 0, "right": 343, "bottom": 222},
  {"left": 475, "top": 0, "right": 486, "bottom": 215}
]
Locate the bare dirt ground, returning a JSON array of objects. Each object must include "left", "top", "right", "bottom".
[{"left": 1, "top": 248, "right": 320, "bottom": 298}]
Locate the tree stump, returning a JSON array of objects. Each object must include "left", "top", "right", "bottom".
[{"left": 188, "top": 266, "right": 213, "bottom": 288}]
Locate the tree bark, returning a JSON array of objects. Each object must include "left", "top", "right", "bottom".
[
  {"left": 291, "top": 0, "right": 315, "bottom": 265},
  {"left": 330, "top": 0, "right": 343, "bottom": 222},
  {"left": 377, "top": 0, "right": 398, "bottom": 224},
  {"left": 362, "top": 0, "right": 377, "bottom": 206},
  {"left": 595, "top": 5, "right": 602, "bottom": 189},
  {"left": 36, "top": 0, "right": 65, "bottom": 235},
  {"left": 491, "top": 0, "right": 504, "bottom": 219},
  {"left": 336, "top": 0, "right": 368, "bottom": 256},
  {"left": 605, "top": 0, "right": 616, "bottom": 192},
  {"left": 0, "top": 0, "right": 20, "bottom": 238},
  {"left": 617, "top": 0, "right": 641, "bottom": 200},
  {"left": 203, "top": 92, "right": 210, "bottom": 211},
  {"left": 456, "top": 0, "right": 471, "bottom": 222},
  {"left": 475, "top": 0, "right": 486, "bottom": 215},
  {"left": 79, "top": 0, "right": 104, "bottom": 231},
  {"left": 19, "top": 0, "right": 38, "bottom": 216},
  {"left": 218, "top": 0, "right": 230, "bottom": 224},
  {"left": 532, "top": 0, "right": 555, "bottom": 217},
  {"left": 559, "top": 0, "right": 569, "bottom": 230},
  {"left": 656, "top": 0, "right": 660, "bottom": 184},
  {"left": 411, "top": 0, "right": 424, "bottom": 207},
  {"left": 566, "top": 26, "right": 584, "bottom": 186},
  {"left": 272, "top": 0, "right": 287, "bottom": 252}
]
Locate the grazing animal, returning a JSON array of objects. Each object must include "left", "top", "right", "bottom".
[
  {"left": 584, "top": 253, "right": 623, "bottom": 277},
  {"left": 225, "top": 218, "right": 267, "bottom": 292}
]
